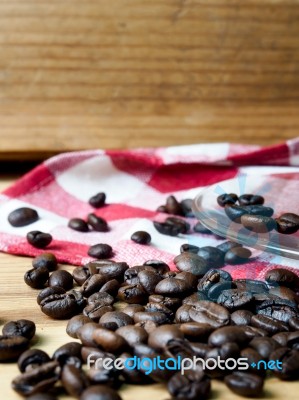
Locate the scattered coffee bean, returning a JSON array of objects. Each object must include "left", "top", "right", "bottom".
[
  {"left": 68, "top": 218, "right": 89, "bottom": 232},
  {"left": 165, "top": 217, "right": 190, "bottom": 234},
  {"left": 193, "top": 222, "right": 213, "bottom": 234},
  {"left": 61, "top": 364, "right": 89, "bottom": 398},
  {"left": 88, "top": 243, "right": 113, "bottom": 259},
  {"left": 168, "top": 369, "right": 211, "bottom": 400},
  {"left": 241, "top": 214, "right": 277, "bottom": 233},
  {"left": 26, "top": 231, "right": 53, "bottom": 249},
  {"left": 89, "top": 192, "right": 106, "bottom": 208},
  {"left": 265, "top": 268, "right": 299, "bottom": 289},
  {"left": 224, "top": 247, "right": 252, "bottom": 265},
  {"left": 153, "top": 221, "right": 181, "bottom": 237},
  {"left": 165, "top": 195, "right": 183, "bottom": 215},
  {"left": 24, "top": 267, "right": 49, "bottom": 289},
  {"left": 131, "top": 231, "right": 151, "bottom": 245},
  {"left": 37, "top": 286, "right": 66, "bottom": 305},
  {"left": 174, "top": 253, "right": 208, "bottom": 276},
  {"left": 0, "top": 335, "right": 29, "bottom": 362},
  {"left": 224, "top": 204, "right": 249, "bottom": 222},
  {"left": 239, "top": 194, "right": 264, "bottom": 206},
  {"left": 48, "top": 270, "right": 73, "bottom": 291},
  {"left": 8, "top": 207, "right": 39, "bottom": 227},
  {"left": 217, "top": 193, "right": 238, "bottom": 207},
  {"left": 87, "top": 213, "right": 109, "bottom": 232},
  {"left": 224, "top": 372, "right": 264, "bottom": 397},
  {"left": 32, "top": 253, "right": 57, "bottom": 271},
  {"left": 275, "top": 218, "right": 299, "bottom": 234},
  {"left": 18, "top": 349, "right": 51, "bottom": 372},
  {"left": 2, "top": 319, "right": 36, "bottom": 340}
]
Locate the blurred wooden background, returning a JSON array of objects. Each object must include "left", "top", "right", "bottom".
[{"left": 0, "top": 0, "right": 299, "bottom": 159}]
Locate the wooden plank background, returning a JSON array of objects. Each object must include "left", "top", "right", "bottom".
[{"left": 0, "top": 0, "right": 299, "bottom": 159}]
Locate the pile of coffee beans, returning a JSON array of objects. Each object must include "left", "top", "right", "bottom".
[{"left": 218, "top": 193, "right": 299, "bottom": 235}]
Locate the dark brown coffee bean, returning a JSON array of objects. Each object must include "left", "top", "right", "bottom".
[
  {"left": 118, "top": 352, "right": 149, "bottom": 384},
  {"left": 241, "top": 214, "right": 276, "bottom": 233},
  {"left": 183, "top": 292, "right": 208, "bottom": 306},
  {"left": 180, "top": 198, "right": 194, "bottom": 217},
  {"left": 165, "top": 195, "right": 183, "bottom": 215},
  {"left": 116, "top": 325, "right": 148, "bottom": 347},
  {"left": 155, "top": 277, "right": 192, "bottom": 296},
  {"left": 168, "top": 369, "right": 211, "bottom": 400},
  {"left": 174, "top": 252, "right": 208, "bottom": 276},
  {"left": 240, "top": 347, "right": 266, "bottom": 376},
  {"left": 208, "top": 326, "right": 249, "bottom": 347},
  {"left": 48, "top": 270, "right": 73, "bottom": 290},
  {"left": 81, "top": 274, "right": 107, "bottom": 297},
  {"left": 61, "top": 364, "right": 89, "bottom": 398},
  {"left": 68, "top": 218, "right": 89, "bottom": 232},
  {"left": 37, "top": 286, "right": 66, "bottom": 305},
  {"left": 179, "top": 322, "right": 214, "bottom": 341},
  {"left": 80, "top": 385, "right": 122, "bottom": 400},
  {"left": 256, "top": 299, "right": 297, "bottom": 323},
  {"left": 87, "top": 213, "right": 109, "bottom": 232},
  {"left": 196, "top": 246, "right": 225, "bottom": 268},
  {"left": 148, "top": 324, "right": 184, "bottom": 352},
  {"left": 242, "top": 325, "right": 268, "bottom": 339},
  {"left": 32, "top": 253, "right": 57, "bottom": 271},
  {"left": 0, "top": 335, "right": 29, "bottom": 361},
  {"left": 272, "top": 332, "right": 290, "bottom": 347},
  {"left": 8, "top": 207, "right": 39, "bottom": 227},
  {"left": 231, "top": 310, "right": 253, "bottom": 325},
  {"left": 175, "top": 305, "right": 193, "bottom": 323},
  {"left": 224, "top": 204, "right": 249, "bottom": 222},
  {"left": 275, "top": 218, "right": 299, "bottom": 234},
  {"left": 193, "top": 222, "right": 213, "bottom": 234},
  {"left": 87, "top": 292, "right": 114, "bottom": 306},
  {"left": 269, "top": 286, "right": 299, "bottom": 304},
  {"left": 249, "top": 337, "right": 280, "bottom": 359},
  {"left": 92, "top": 328, "right": 128, "bottom": 353},
  {"left": 153, "top": 221, "right": 182, "bottom": 236},
  {"left": 224, "top": 247, "right": 252, "bottom": 265},
  {"left": 244, "top": 205, "right": 274, "bottom": 217},
  {"left": 289, "top": 317, "right": 299, "bottom": 330},
  {"left": 287, "top": 331, "right": 299, "bottom": 349},
  {"left": 145, "top": 300, "right": 174, "bottom": 318},
  {"left": 89, "top": 192, "right": 106, "bottom": 208},
  {"left": 217, "top": 193, "right": 238, "bottom": 207},
  {"left": 87, "top": 261, "right": 128, "bottom": 280},
  {"left": 143, "top": 259, "right": 170, "bottom": 274},
  {"left": 224, "top": 372, "right": 264, "bottom": 397},
  {"left": 265, "top": 268, "right": 299, "bottom": 289},
  {"left": 122, "top": 304, "right": 145, "bottom": 318},
  {"left": 131, "top": 230, "right": 151, "bottom": 244},
  {"left": 2, "top": 319, "right": 36, "bottom": 340},
  {"left": 66, "top": 315, "right": 93, "bottom": 339},
  {"left": 279, "top": 213, "right": 299, "bottom": 225},
  {"left": 123, "top": 265, "right": 154, "bottom": 285},
  {"left": 198, "top": 269, "right": 232, "bottom": 293},
  {"left": 11, "top": 360, "right": 60, "bottom": 396},
  {"left": 40, "top": 293, "right": 82, "bottom": 319},
  {"left": 217, "top": 289, "right": 253, "bottom": 310},
  {"left": 27, "top": 231, "right": 53, "bottom": 248},
  {"left": 234, "top": 279, "right": 268, "bottom": 294},
  {"left": 208, "top": 281, "right": 237, "bottom": 301},
  {"left": 216, "top": 241, "right": 241, "bottom": 253},
  {"left": 269, "top": 347, "right": 299, "bottom": 380},
  {"left": 239, "top": 194, "right": 264, "bottom": 206},
  {"left": 165, "top": 217, "right": 190, "bottom": 234},
  {"left": 86, "top": 359, "right": 121, "bottom": 387},
  {"left": 99, "top": 279, "right": 120, "bottom": 296},
  {"left": 176, "top": 271, "right": 198, "bottom": 289},
  {"left": 251, "top": 314, "right": 289, "bottom": 334},
  {"left": 83, "top": 303, "right": 114, "bottom": 321},
  {"left": 189, "top": 301, "right": 230, "bottom": 328},
  {"left": 149, "top": 294, "right": 181, "bottom": 310},
  {"left": 24, "top": 267, "right": 49, "bottom": 289},
  {"left": 138, "top": 270, "right": 162, "bottom": 294},
  {"left": 73, "top": 267, "right": 90, "bottom": 286},
  {"left": 99, "top": 311, "right": 134, "bottom": 329},
  {"left": 53, "top": 342, "right": 82, "bottom": 366},
  {"left": 134, "top": 311, "right": 170, "bottom": 325},
  {"left": 180, "top": 243, "right": 200, "bottom": 254},
  {"left": 88, "top": 243, "right": 113, "bottom": 259},
  {"left": 18, "top": 349, "right": 50, "bottom": 372},
  {"left": 77, "top": 323, "right": 99, "bottom": 347},
  {"left": 117, "top": 284, "right": 148, "bottom": 304}
]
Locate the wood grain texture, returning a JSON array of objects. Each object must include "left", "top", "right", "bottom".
[
  {"left": 0, "top": 0, "right": 299, "bottom": 159},
  {"left": 0, "top": 177, "right": 299, "bottom": 399}
]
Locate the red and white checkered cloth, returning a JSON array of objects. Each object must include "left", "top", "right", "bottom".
[{"left": 1, "top": 138, "right": 299, "bottom": 280}]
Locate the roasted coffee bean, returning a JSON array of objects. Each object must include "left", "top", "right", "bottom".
[
  {"left": 24, "top": 267, "right": 49, "bottom": 289},
  {"left": 37, "top": 286, "right": 66, "bottom": 305},
  {"left": 256, "top": 299, "right": 297, "bottom": 322},
  {"left": 61, "top": 364, "right": 89, "bottom": 398},
  {"left": 116, "top": 325, "right": 148, "bottom": 346},
  {"left": 81, "top": 274, "right": 107, "bottom": 297},
  {"left": 123, "top": 265, "right": 148, "bottom": 285},
  {"left": 179, "top": 198, "right": 193, "bottom": 217},
  {"left": 287, "top": 331, "right": 299, "bottom": 349},
  {"left": 163, "top": 271, "right": 177, "bottom": 278},
  {"left": 265, "top": 268, "right": 299, "bottom": 289},
  {"left": 86, "top": 362, "right": 121, "bottom": 387},
  {"left": 80, "top": 385, "right": 122, "bottom": 400},
  {"left": 174, "top": 253, "right": 208, "bottom": 276},
  {"left": 11, "top": 360, "right": 60, "bottom": 396},
  {"left": 143, "top": 260, "right": 170, "bottom": 275},
  {"left": 208, "top": 326, "right": 248, "bottom": 347},
  {"left": 153, "top": 221, "right": 182, "bottom": 236},
  {"left": 205, "top": 342, "right": 240, "bottom": 378},
  {"left": 198, "top": 269, "right": 232, "bottom": 293},
  {"left": 40, "top": 293, "right": 82, "bottom": 319},
  {"left": 275, "top": 218, "right": 299, "bottom": 234},
  {"left": 66, "top": 315, "right": 93, "bottom": 339},
  {"left": 93, "top": 328, "right": 128, "bottom": 353},
  {"left": 231, "top": 310, "right": 253, "bottom": 325},
  {"left": 165, "top": 217, "right": 190, "bottom": 234},
  {"left": 244, "top": 205, "right": 274, "bottom": 217},
  {"left": 117, "top": 284, "right": 148, "bottom": 304},
  {"left": 179, "top": 322, "right": 214, "bottom": 341},
  {"left": 189, "top": 301, "right": 230, "bottom": 328},
  {"left": 176, "top": 272, "right": 198, "bottom": 289},
  {"left": 168, "top": 369, "right": 211, "bottom": 400},
  {"left": 32, "top": 253, "right": 57, "bottom": 271},
  {"left": 87, "top": 292, "right": 114, "bottom": 306},
  {"left": 48, "top": 270, "right": 73, "bottom": 291},
  {"left": 135, "top": 320, "right": 158, "bottom": 334},
  {"left": 269, "top": 347, "right": 299, "bottom": 380},
  {"left": 279, "top": 213, "right": 299, "bottom": 225},
  {"left": 118, "top": 352, "right": 150, "bottom": 384},
  {"left": 87, "top": 213, "right": 109, "bottom": 232},
  {"left": 0, "top": 335, "right": 29, "bottom": 361},
  {"left": 88, "top": 243, "right": 113, "bottom": 259},
  {"left": 241, "top": 214, "right": 276, "bottom": 233},
  {"left": 242, "top": 326, "right": 268, "bottom": 339},
  {"left": 224, "top": 372, "right": 264, "bottom": 397},
  {"left": 27, "top": 231, "right": 53, "bottom": 249},
  {"left": 156, "top": 205, "right": 167, "bottom": 213},
  {"left": 239, "top": 194, "right": 264, "bottom": 206},
  {"left": 216, "top": 241, "right": 241, "bottom": 253},
  {"left": 138, "top": 270, "right": 162, "bottom": 294},
  {"left": 99, "top": 311, "right": 134, "bottom": 329},
  {"left": 2, "top": 319, "right": 36, "bottom": 340},
  {"left": 175, "top": 305, "right": 193, "bottom": 323},
  {"left": 224, "top": 247, "right": 252, "bottom": 265},
  {"left": 8, "top": 207, "right": 39, "bottom": 227},
  {"left": 240, "top": 347, "right": 266, "bottom": 376},
  {"left": 83, "top": 303, "right": 114, "bottom": 321},
  {"left": 131, "top": 230, "right": 151, "bottom": 245},
  {"left": 165, "top": 195, "right": 183, "bottom": 215},
  {"left": 269, "top": 286, "right": 299, "bottom": 304},
  {"left": 77, "top": 323, "right": 99, "bottom": 347},
  {"left": 289, "top": 317, "right": 299, "bottom": 330},
  {"left": 134, "top": 311, "right": 170, "bottom": 325},
  {"left": 193, "top": 222, "right": 213, "bottom": 234},
  {"left": 251, "top": 314, "right": 289, "bottom": 334},
  {"left": 148, "top": 325, "right": 184, "bottom": 351},
  {"left": 155, "top": 277, "right": 192, "bottom": 296},
  {"left": 208, "top": 281, "right": 237, "bottom": 301},
  {"left": 272, "top": 332, "right": 290, "bottom": 347},
  {"left": 68, "top": 218, "right": 89, "bottom": 232},
  {"left": 53, "top": 342, "right": 82, "bottom": 366},
  {"left": 89, "top": 192, "right": 106, "bottom": 208},
  {"left": 122, "top": 304, "right": 145, "bottom": 318},
  {"left": 183, "top": 292, "right": 208, "bottom": 305},
  {"left": 180, "top": 243, "right": 200, "bottom": 254},
  {"left": 73, "top": 267, "right": 90, "bottom": 286},
  {"left": 234, "top": 279, "right": 268, "bottom": 294},
  {"left": 99, "top": 279, "right": 120, "bottom": 296},
  {"left": 249, "top": 337, "right": 280, "bottom": 359},
  {"left": 224, "top": 204, "right": 249, "bottom": 222},
  {"left": 196, "top": 246, "right": 225, "bottom": 268},
  {"left": 217, "top": 289, "right": 253, "bottom": 310},
  {"left": 18, "top": 349, "right": 51, "bottom": 372},
  {"left": 217, "top": 193, "right": 238, "bottom": 207},
  {"left": 149, "top": 294, "right": 181, "bottom": 310}
]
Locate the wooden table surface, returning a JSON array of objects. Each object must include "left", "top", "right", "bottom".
[
  {"left": 0, "top": 177, "right": 298, "bottom": 399},
  {"left": 1, "top": 0, "right": 299, "bottom": 159}
]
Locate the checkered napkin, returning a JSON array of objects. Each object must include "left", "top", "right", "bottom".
[{"left": 1, "top": 138, "right": 299, "bottom": 280}]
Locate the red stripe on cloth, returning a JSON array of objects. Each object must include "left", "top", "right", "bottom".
[{"left": 228, "top": 143, "right": 290, "bottom": 166}]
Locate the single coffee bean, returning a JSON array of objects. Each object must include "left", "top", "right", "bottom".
[
  {"left": 68, "top": 218, "right": 89, "bottom": 232},
  {"left": 87, "top": 292, "right": 114, "bottom": 306},
  {"left": 239, "top": 194, "right": 264, "bottom": 206},
  {"left": 80, "top": 385, "right": 122, "bottom": 400},
  {"left": 0, "top": 335, "right": 29, "bottom": 361},
  {"left": 208, "top": 281, "right": 237, "bottom": 301},
  {"left": 216, "top": 241, "right": 241, "bottom": 253},
  {"left": 189, "top": 301, "right": 230, "bottom": 328},
  {"left": 61, "top": 364, "right": 89, "bottom": 398},
  {"left": 269, "top": 347, "right": 299, "bottom": 380},
  {"left": 32, "top": 253, "right": 57, "bottom": 271},
  {"left": 256, "top": 299, "right": 297, "bottom": 322},
  {"left": 196, "top": 246, "right": 225, "bottom": 268},
  {"left": 155, "top": 277, "right": 192, "bottom": 296},
  {"left": 131, "top": 231, "right": 151, "bottom": 245},
  {"left": 224, "top": 372, "right": 264, "bottom": 397},
  {"left": 208, "top": 326, "right": 249, "bottom": 347},
  {"left": 176, "top": 272, "right": 198, "bottom": 290},
  {"left": 244, "top": 205, "right": 274, "bottom": 217},
  {"left": 269, "top": 286, "right": 299, "bottom": 304},
  {"left": 180, "top": 198, "right": 194, "bottom": 217},
  {"left": 175, "top": 305, "right": 193, "bottom": 323},
  {"left": 198, "top": 269, "right": 232, "bottom": 293},
  {"left": 149, "top": 295, "right": 181, "bottom": 310},
  {"left": 93, "top": 328, "right": 128, "bottom": 353},
  {"left": 180, "top": 243, "right": 200, "bottom": 254},
  {"left": 289, "top": 317, "right": 299, "bottom": 330},
  {"left": 81, "top": 274, "right": 108, "bottom": 297},
  {"left": 24, "top": 267, "right": 49, "bottom": 289},
  {"left": 87, "top": 213, "right": 109, "bottom": 232},
  {"left": 143, "top": 259, "right": 170, "bottom": 275},
  {"left": 88, "top": 243, "right": 113, "bottom": 259},
  {"left": 8, "top": 207, "right": 39, "bottom": 227},
  {"left": 89, "top": 192, "right": 106, "bottom": 208},
  {"left": 40, "top": 293, "right": 82, "bottom": 319},
  {"left": 249, "top": 337, "right": 279, "bottom": 359},
  {"left": 287, "top": 331, "right": 299, "bottom": 349},
  {"left": 117, "top": 284, "right": 148, "bottom": 304},
  {"left": 234, "top": 279, "right": 268, "bottom": 294},
  {"left": 153, "top": 221, "right": 181, "bottom": 236},
  {"left": 272, "top": 332, "right": 290, "bottom": 347},
  {"left": 241, "top": 214, "right": 276, "bottom": 233},
  {"left": 148, "top": 325, "right": 184, "bottom": 352},
  {"left": 193, "top": 222, "right": 213, "bottom": 234},
  {"left": 77, "top": 323, "right": 99, "bottom": 347},
  {"left": 134, "top": 311, "right": 170, "bottom": 325},
  {"left": 83, "top": 303, "right": 114, "bottom": 322},
  {"left": 275, "top": 218, "right": 299, "bottom": 234},
  {"left": 138, "top": 270, "right": 162, "bottom": 294},
  {"left": 251, "top": 314, "right": 288, "bottom": 334},
  {"left": 27, "top": 231, "right": 52, "bottom": 249},
  {"left": 168, "top": 369, "right": 211, "bottom": 400},
  {"left": 217, "top": 289, "right": 253, "bottom": 310},
  {"left": 231, "top": 310, "right": 253, "bottom": 325},
  {"left": 165, "top": 217, "right": 190, "bottom": 234},
  {"left": 73, "top": 267, "right": 90, "bottom": 286},
  {"left": 279, "top": 213, "right": 299, "bottom": 225},
  {"left": 48, "top": 270, "right": 73, "bottom": 291},
  {"left": 18, "top": 349, "right": 51, "bottom": 372},
  {"left": 165, "top": 195, "right": 183, "bottom": 215},
  {"left": 37, "top": 286, "right": 66, "bottom": 305},
  {"left": 66, "top": 315, "right": 93, "bottom": 338},
  {"left": 179, "top": 322, "right": 214, "bottom": 341},
  {"left": 122, "top": 304, "right": 145, "bottom": 318},
  {"left": 242, "top": 326, "right": 268, "bottom": 339},
  {"left": 265, "top": 268, "right": 299, "bottom": 289},
  {"left": 217, "top": 193, "right": 238, "bottom": 207},
  {"left": 116, "top": 325, "right": 148, "bottom": 347},
  {"left": 53, "top": 342, "right": 82, "bottom": 366},
  {"left": 240, "top": 347, "right": 266, "bottom": 376},
  {"left": 174, "top": 253, "right": 208, "bottom": 276},
  {"left": 135, "top": 320, "right": 158, "bottom": 334},
  {"left": 99, "top": 279, "right": 120, "bottom": 296},
  {"left": 99, "top": 311, "right": 134, "bottom": 329},
  {"left": 2, "top": 319, "right": 36, "bottom": 340},
  {"left": 11, "top": 360, "right": 60, "bottom": 396},
  {"left": 183, "top": 292, "right": 208, "bottom": 305},
  {"left": 224, "top": 247, "right": 252, "bottom": 265},
  {"left": 224, "top": 204, "right": 249, "bottom": 222}
]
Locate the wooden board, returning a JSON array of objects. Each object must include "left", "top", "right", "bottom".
[
  {"left": 0, "top": 178, "right": 299, "bottom": 399},
  {"left": 1, "top": 0, "right": 299, "bottom": 159}
]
